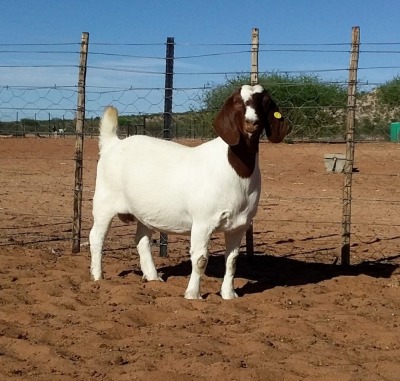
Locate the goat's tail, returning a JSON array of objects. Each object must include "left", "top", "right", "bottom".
[{"left": 99, "top": 106, "right": 118, "bottom": 152}]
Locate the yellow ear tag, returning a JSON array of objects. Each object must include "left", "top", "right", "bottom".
[{"left": 274, "top": 112, "right": 282, "bottom": 119}]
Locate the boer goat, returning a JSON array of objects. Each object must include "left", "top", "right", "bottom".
[{"left": 89, "top": 84, "right": 288, "bottom": 299}]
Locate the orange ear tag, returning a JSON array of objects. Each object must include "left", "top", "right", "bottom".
[{"left": 274, "top": 112, "right": 282, "bottom": 119}]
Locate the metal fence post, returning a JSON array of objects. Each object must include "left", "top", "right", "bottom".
[
  {"left": 160, "top": 36, "right": 174, "bottom": 257},
  {"left": 72, "top": 32, "right": 89, "bottom": 254},
  {"left": 341, "top": 26, "right": 360, "bottom": 265}
]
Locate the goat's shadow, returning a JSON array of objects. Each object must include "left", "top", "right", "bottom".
[{"left": 121, "top": 250, "right": 399, "bottom": 297}]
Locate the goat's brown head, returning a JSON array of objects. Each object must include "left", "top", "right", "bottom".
[{"left": 213, "top": 84, "right": 289, "bottom": 146}]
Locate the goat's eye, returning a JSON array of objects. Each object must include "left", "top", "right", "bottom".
[{"left": 273, "top": 112, "right": 282, "bottom": 119}]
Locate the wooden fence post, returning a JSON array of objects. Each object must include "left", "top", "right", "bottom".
[
  {"left": 72, "top": 32, "right": 89, "bottom": 254},
  {"left": 250, "top": 27, "right": 259, "bottom": 86},
  {"left": 341, "top": 26, "right": 360, "bottom": 265},
  {"left": 246, "top": 27, "right": 259, "bottom": 257},
  {"left": 160, "top": 36, "right": 175, "bottom": 257}
]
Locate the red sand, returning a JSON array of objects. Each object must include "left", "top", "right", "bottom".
[{"left": 0, "top": 138, "right": 399, "bottom": 380}]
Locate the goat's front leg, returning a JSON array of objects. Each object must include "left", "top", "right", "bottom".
[
  {"left": 220, "top": 229, "right": 246, "bottom": 299},
  {"left": 136, "top": 222, "right": 162, "bottom": 281},
  {"left": 184, "top": 224, "right": 212, "bottom": 299}
]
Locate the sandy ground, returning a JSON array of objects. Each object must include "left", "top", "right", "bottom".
[{"left": 0, "top": 137, "right": 399, "bottom": 381}]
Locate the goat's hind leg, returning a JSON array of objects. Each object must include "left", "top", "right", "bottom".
[
  {"left": 136, "top": 222, "right": 162, "bottom": 281},
  {"left": 89, "top": 213, "right": 113, "bottom": 281}
]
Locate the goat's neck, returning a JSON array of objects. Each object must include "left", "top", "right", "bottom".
[{"left": 227, "top": 135, "right": 260, "bottom": 178}]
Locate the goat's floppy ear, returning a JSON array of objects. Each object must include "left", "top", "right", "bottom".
[
  {"left": 213, "top": 91, "right": 244, "bottom": 146},
  {"left": 263, "top": 93, "right": 289, "bottom": 143}
]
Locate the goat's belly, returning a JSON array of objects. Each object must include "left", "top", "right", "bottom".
[
  {"left": 126, "top": 201, "right": 192, "bottom": 234},
  {"left": 141, "top": 216, "right": 192, "bottom": 235}
]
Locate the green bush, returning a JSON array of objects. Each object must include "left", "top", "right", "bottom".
[{"left": 377, "top": 76, "right": 400, "bottom": 107}]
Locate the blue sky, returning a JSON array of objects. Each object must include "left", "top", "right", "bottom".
[
  {"left": 0, "top": 0, "right": 399, "bottom": 119},
  {"left": 1, "top": 1, "right": 398, "bottom": 47}
]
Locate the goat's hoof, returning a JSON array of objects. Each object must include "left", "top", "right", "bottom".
[
  {"left": 220, "top": 290, "right": 239, "bottom": 300},
  {"left": 142, "top": 274, "right": 164, "bottom": 282},
  {"left": 184, "top": 291, "right": 203, "bottom": 300},
  {"left": 91, "top": 272, "right": 103, "bottom": 281}
]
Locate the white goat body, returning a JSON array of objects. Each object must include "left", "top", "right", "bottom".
[
  {"left": 89, "top": 85, "right": 288, "bottom": 299},
  {"left": 97, "top": 133, "right": 259, "bottom": 234}
]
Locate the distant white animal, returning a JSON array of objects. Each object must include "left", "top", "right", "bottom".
[
  {"left": 53, "top": 128, "right": 65, "bottom": 138},
  {"left": 89, "top": 84, "right": 288, "bottom": 299}
]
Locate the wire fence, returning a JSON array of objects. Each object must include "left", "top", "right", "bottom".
[{"left": 0, "top": 28, "right": 399, "bottom": 267}]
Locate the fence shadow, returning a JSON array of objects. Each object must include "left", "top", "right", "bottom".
[{"left": 154, "top": 251, "right": 399, "bottom": 298}]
